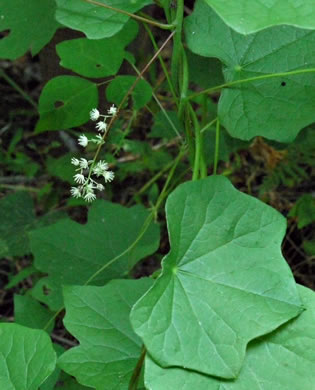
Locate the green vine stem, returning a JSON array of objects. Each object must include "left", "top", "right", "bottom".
[
  {"left": 128, "top": 346, "right": 146, "bottom": 390},
  {"left": 170, "top": 0, "right": 184, "bottom": 92},
  {"left": 83, "top": 0, "right": 175, "bottom": 30},
  {"left": 213, "top": 118, "right": 220, "bottom": 175},
  {"left": 187, "top": 67, "right": 315, "bottom": 101},
  {"left": 189, "top": 104, "right": 202, "bottom": 181}
]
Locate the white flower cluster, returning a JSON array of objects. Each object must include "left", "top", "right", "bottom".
[{"left": 70, "top": 106, "right": 117, "bottom": 202}]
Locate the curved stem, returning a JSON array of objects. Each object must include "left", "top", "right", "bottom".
[
  {"left": 213, "top": 119, "right": 220, "bottom": 175},
  {"left": 83, "top": 0, "right": 175, "bottom": 30},
  {"left": 189, "top": 105, "right": 201, "bottom": 181},
  {"left": 128, "top": 346, "right": 146, "bottom": 390},
  {"left": 171, "top": 0, "right": 184, "bottom": 92},
  {"left": 187, "top": 67, "right": 315, "bottom": 101}
]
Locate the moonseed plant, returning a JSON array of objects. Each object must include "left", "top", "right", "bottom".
[{"left": 70, "top": 105, "right": 117, "bottom": 202}]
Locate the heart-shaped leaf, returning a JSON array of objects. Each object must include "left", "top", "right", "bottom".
[
  {"left": 185, "top": 0, "right": 315, "bottom": 142},
  {"left": 56, "top": 20, "right": 138, "bottom": 78},
  {"left": 0, "top": 323, "right": 56, "bottom": 390},
  {"left": 205, "top": 0, "right": 315, "bottom": 34},
  {"left": 36, "top": 76, "right": 98, "bottom": 132},
  {"left": 29, "top": 200, "right": 159, "bottom": 310},
  {"left": 58, "top": 279, "right": 153, "bottom": 389},
  {"left": 145, "top": 284, "right": 315, "bottom": 389},
  {"left": 0, "top": 0, "right": 58, "bottom": 60},
  {"left": 55, "top": 0, "right": 152, "bottom": 39},
  {"left": 130, "top": 176, "right": 302, "bottom": 379}
]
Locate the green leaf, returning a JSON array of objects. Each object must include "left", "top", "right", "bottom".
[
  {"left": 130, "top": 176, "right": 302, "bottom": 379},
  {"left": 46, "top": 153, "right": 76, "bottom": 183},
  {"left": 149, "top": 110, "right": 183, "bottom": 140},
  {"left": 0, "top": 323, "right": 56, "bottom": 390},
  {"left": 0, "top": 0, "right": 58, "bottom": 60},
  {"left": 145, "top": 284, "right": 315, "bottom": 389},
  {"left": 58, "top": 279, "right": 153, "bottom": 389},
  {"left": 56, "top": 20, "right": 138, "bottom": 78},
  {"left": 187, "top": 50, "right": 224, "bottom": 90},
  {"left": 185, "top": 0, "right": 315, "bottom": 142},
  {"left": 204, "top": 0, "right": 315, "bottom": 35},
  {"left": 0, "top": 192, "right": 64, "bottom": 258},
  {"left": 5, "top": 265, "right": 37, "bottom": 290},
  {"left": 55, "top": 0, "right": 152, "bottom": 39},
  {"left": 14, "top": 295, "right": 55, "bottom": 333},
  {"left": 36, "top": 76, "right": 98, "bottom": 132},
  {"left": 106, "top": 75, "right": 153, "bottom": 110},
  {"left": 288, "top": 194, "right": 315, "bottom": 229},
  {"left": 29, "top": 200, "right": 159, "bottom": 310}
]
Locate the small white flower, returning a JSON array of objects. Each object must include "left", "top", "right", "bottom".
[
  {"left": 108, "top": 104, "right": 117, "bottom": 116},
  {"left": 103, "top": 170, "right": 114, "bottom": 183},
  {"left": 71, "top": 157, "right": 80, "bottom": 166},
  {"left": 78, "top": 134, "right": 89, "bottom": 147},
  {"left": 90, "top": 108, "right": 100, "bottom": 121},
  {"left": 96, "top": 121, "right": 107, "bottom": 132},
  {"left": 70, "top": 187, "right": 81, "bottom": 198},
  {"left": 84, "top": 192, "right": 96, "bottom": 202},
  {"left": 79, "top": 158, "right": 89, "bottom": 169},
  {"left": 93, "top": 160, "right": 109, "bottom": 176},
  {"left": 85, "top": 182, "right": 94, "bottom": 192},
  {"left": 74, "top": 173, "right": 85, "bottom": 184},
  {"left": 96, "top": 183, "right": 105, "bottom": 191}
]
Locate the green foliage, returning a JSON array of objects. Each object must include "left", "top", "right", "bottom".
[
  {"left": 131, "top": 176, "right": 302, "bottom": 378},
  {"left": 55, "top": 0, "right": 152, "bottom": 39},
  {"left": 205, "top": 0, "right": 315, "bottom": 34},
  {"left": 145, "top": 284, "right": 315, "bottom": 389},
  {"left": 0, "top": 323, "right": 56, "bottom": 390},
  {"left": 0, "top": 0, "right": 59, "bottom": 59},
  {"left": 56, "top": 20, "right": 139, "bottom": 78},
  {"left": 185, "top": 0, "right": 315, "bottom": 142},
  {"left": 59, "top": 279, "right": 153, "bottom": 389},
  {"left": 289, "top": 194, "right": 315, "bottom": 229},
  {"left": 36, "top": 76, "right": 98, "bottom": 132},
  {"left": 29, "top": 200, "right": 160, "bottom": 309},
  {"left": 106, "top": 75, "right": 153, "bottom": 110}
]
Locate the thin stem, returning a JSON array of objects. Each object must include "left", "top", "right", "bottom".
[
  {"left": 128, "top": 346, "right": 146, "bottom": 390},
  {"left": 83, "top": 0, "right": 174, "bottom": 30},
  {"left": 187, "top": 67, "right": 315, "bottom": 101},
  {"left": 200, "top": 117, "right": 217, "bottom": 134},
  {"left": 171, "top": 0, "right": 184, "bottom": 92},
  {"left": 0, "top": 69, "right": 37, "bottom": 109},
  {"left": 189, "top": 105, "right": 201, "bottom": 181},
  {"left": 127, "top": 59, "right": 182, "bottom": 140},
  {"left": 213, "top": 119, "right": 220, "bottom": 175},
  {"left": 143, "top": 23, "right": 178, "bottom": 107},
  {"left": 178, "top": 48, "right": 189, "bottom": 121},
  {"left": 86, "top": 31, "right": 175, "bottom": 183}
]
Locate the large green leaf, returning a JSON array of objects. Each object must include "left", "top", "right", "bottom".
[
  {"left": 106, "top": 75, "right": 153, "bottom": 110},
  {"left": 36, "top": 76, "right": 98, "bottom": 132},
  {"left": 56, "top": 20, "right": 138, "bottom": 78},
  {"left": 145, "top": 284, "right": 315, "bottom": 389},
  {"left": 0, "top": 0, "right": 58, "bottom": 60},
  {"left": 58, "top": 279, "right": 153, "bottom": 389},
  {"left": 185, "top": 0, "right": 315, "bottom": 142},
  {"left": 205, "top": 0, "right": 315, "bottom": 35},
  {"left": 0, "top": 192, "right": 65, "bottom": 258},
  {"left": 0, "top": 323, "right": 56, "bottom": 390},
  {"left": 29, "top": 200, "right": 159, "bottom": 310},
  {"left": 55, "top": 0, "right": 152, "bottom": 39},
  {"left": 130, "top": 176, "right": 302, "bottom": 379}
]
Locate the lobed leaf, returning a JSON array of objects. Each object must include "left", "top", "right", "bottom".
[
  {"left": 29, "top": 200, "right": 160, "bottom": 310},
  {"left": 55, "top": 0, "right": 152, "bottom": 39},
  {"left": 205, "top": 0, "right": 315, "bottom": 35},
  {"left": 0, "top": 323, "right": 56, "bottom": 390},
  {"left": 58, "top": 279, "right": 153, "bottom": 389},
  {"left": 145, "top": 284, "right": 315, "bottom": 389},
  {"left": 56, "top": 20, "right": 139, "bottom": 78},
  {"left": 130, "top": 176, "right": 302, "bottom": 379},
  {"left": 36, "top": 76, "right": 98, "bottom": 132},
  {"left": 0, "top": 0, "right": 58, "bottom": 60},
  {"left": 185, "top": 0, "right": 315, "bottom": 142}
]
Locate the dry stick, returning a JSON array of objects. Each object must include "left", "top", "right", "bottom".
[{"left": 83, "top": 0, "right": 174, "bottom": 30}]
